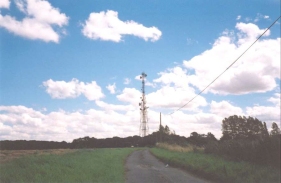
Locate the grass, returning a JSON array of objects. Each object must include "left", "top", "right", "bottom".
[
  {"left": 156, "top": 142, "right": 204, "bottom": 153},
  {"left": 0, "top": 149, "right": 76, "bottom": 163},
  {"left": 150, "top": 146, "right": 280, "bottom": 183},
  {"left": 0, "top": 148, "right": 138, "bottom": 183}
]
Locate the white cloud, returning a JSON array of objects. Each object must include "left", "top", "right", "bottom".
[
  {"left": 236, "top": 15, "right": 241, "bottom": 20},
  {"left": 183, "top": 22, "right": 280, "bottom": 95},
  {"left": 106, "top": 83, "right": 116, "bottom": 94},
  {"left": 147, "top": 86, "right": 207, "bottom": 110},
  {"left": 43, "top": 78, "right": 104, "bottom": 101},
  {"left": 0, "top": 104, "right": 224, "bottom": 141},
  {"left": 148, "top": 67, "right": 207, "bottom": 110},
  {"left": 160, "top": 111, "right": 223, "bottom": 138},
  {"left": 135, "top": 75, "right": 142, "bottom": 80},
  {"left": 82, "top": 10, "right": 162, "bottom": 42},
  {"left": 95, "top": 100, "right": 135, "bottom": 111},
  {"left": 246, "top": 105, "right": 280, "bottom": 123},
  {"left": 0, "top": 0, "right": 68, "bottom": 43},
  {"left": 153, "top": 67, "right": 190, "bottom": 88},
  {"left": 246, "top": 93, "right": 280, "bottom": 123},
  {"left": 117, "top": 88, "right": 141, "bottom": 105},
  {"left": 1, "top": 94, "right": 279, "bottom": 141},
  {"left": 0, "top": 0, "right": 10, "bottom": 8},
  {"left": 146, "top": 81, "right": 156, "bottom": 88},
  {"left": 0, "top": 105, "right": 142, "bottom": 141},
  {"left": 268, "top": 93, "right": 280, "bottom": 106},
  {"left": 43, "top": 79, "right": 81, "bottom": 99},
  {"left": 124, "top": 78, "right": 131, "bottom": 85},
  {"left": 80, "top": 81, "right": 105, "bottom": 101},
  {"left": 210, "top": 100, "right": 244, "bottom": 118},
  {"left": 236, "top": 22, "right": 270, "bottom": 44}
]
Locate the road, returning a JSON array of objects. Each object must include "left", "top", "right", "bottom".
[{"left": 125, "top": 149, "right": 211, "bottom": 183}]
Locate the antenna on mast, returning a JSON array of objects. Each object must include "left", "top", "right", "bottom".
[{"left": 139, "top": 72, "right": 149, "bottom": 137}]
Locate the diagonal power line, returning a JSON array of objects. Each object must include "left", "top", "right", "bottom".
[{"left": 169, "top": 16, "right": 281, "bottom": 115}]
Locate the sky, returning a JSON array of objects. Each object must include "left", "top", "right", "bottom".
[{"left": 0, "top": 0, "right": 280, "bottom": 142}]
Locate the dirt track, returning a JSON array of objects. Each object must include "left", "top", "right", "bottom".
[{"left": 125, "top": 149, "right": 210, "bottom": 183}]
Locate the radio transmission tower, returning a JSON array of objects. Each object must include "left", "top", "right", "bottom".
[{"left": 139, "top": 72, "right": 149, "bottom": 137}]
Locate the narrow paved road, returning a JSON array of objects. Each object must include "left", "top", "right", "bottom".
[{"left": 125, "top": 150, "right": 210, "bottom": 183}]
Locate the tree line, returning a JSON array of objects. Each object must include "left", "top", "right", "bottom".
[
  {"left": 204, "top": 115, "right": 280, "bottom": 168},
  {"left": 0, "top": 115, "right": 280, "bottom": 168}
]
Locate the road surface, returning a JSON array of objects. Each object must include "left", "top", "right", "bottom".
[{"left": 125, "top": 149, "right": 211, "bottom": 183}]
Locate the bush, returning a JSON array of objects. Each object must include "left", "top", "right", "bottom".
[{"left": 204, "top": 136, "right": 280, "bottom": 168}]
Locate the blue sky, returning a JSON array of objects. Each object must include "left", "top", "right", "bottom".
[{"left": 0, "top": 0, "right": 280, "bottom": 141}]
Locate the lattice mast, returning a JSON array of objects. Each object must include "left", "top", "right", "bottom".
[{"left": 139, "top": 72, "right": 149, "bottom": 137}]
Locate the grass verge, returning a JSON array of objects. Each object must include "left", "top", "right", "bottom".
[
  {"left": 0, "top": 148, "right": 138, "bottom": 183},
  {"left": 156, "top": 142, "right": 204, "bottom": 153},
  {"left": 150, "top": 147, "right": 280, "bottom": 183}
]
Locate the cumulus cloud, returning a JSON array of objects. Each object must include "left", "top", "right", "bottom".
[
  {"left": 246, "top": 105, "right": 280, "bottom": 123},
  {"left": 0, "top": 0, "right": 10, "bottom": 8},
  {"left": 236, "top": 22, "right": 270, "bottom": 44},
  {"left": 95, "top": 100, "right": 135, "bottom": 111},
  {"left": 0, "top": 105, "right": 141, "bottom": 141},
  {"left": 147, "top": 86, "right": 207, "bottom": 110},
  {"left": 82, "top": 10, "right": 162, "bottom": 42},
  {"left": 43, "top": 78, "right": 104, "bottom": 101},
  {"left": 1, "top": 94, "right": 279, "bottom": 141},
  {"left": 161, "top": 111, "right": 223, "bottom": 138},
  {"left": 134, "top": 68, "right": 207, "bottom": 110},
  {"left": 268, "top": 93, "right": 280, "bottom": 106},
  {"left": 0, "top": 0, "right": 69, "bottom": 42},
  {"left": 117, "top": 88, "right": 141, "bottom": 105},
  {"left": 210, "top": 100, "right": 244, "bottom": 118},
  {"left": 147, "top": 67, "right": 207, "bottom": 110},
  {"left": 0, "top": 104, "right": 225, "bottom": 141},
  {"left": 246, "top": 93, "right": 280, "bottom": 123},
  {"left": 183, "top": 22, "right": 280, "bottom": 95},
  {"left": 106, "top": 83, "right": 116, "bottom": 94}
]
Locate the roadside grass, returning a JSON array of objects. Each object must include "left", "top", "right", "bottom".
[
  {"left": 0, "top": 148, "right": 138, "bottom": 183},
  {"left": 156, "top": 142, "right": 204, "bottom": 153},
  {"left": 150, "top": 147, "right": 280, "bottom": 183}
]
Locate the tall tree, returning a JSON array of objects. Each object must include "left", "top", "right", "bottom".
[
  {"left": 222, "top": 115, "right": 267, "bottom": 140},
  {"left": 270, "top": 122, "right": 281, "bottom": 136},
  {"left": 190, "top": 132, "right": 199, "bottom": 137},
  {"left": 207, "top": 132, "right": 217, "bottom": 141},
  {"left": 164, "top": 125, "right": 170, "bottom": 135},
  {"left": 262, "top": 122, "right": 270, "bottom": 138}
]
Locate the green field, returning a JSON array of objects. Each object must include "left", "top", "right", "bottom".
[
  {"left": 0, "top": 148, "right": 138, "bottom": 183},
  {"left": 1, "top": 147, "right": 280, "bottom": 183},
  {"left": 150, "top": 147, "right": 280, "bottom": 183}
]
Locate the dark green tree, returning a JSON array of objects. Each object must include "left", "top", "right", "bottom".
[
  {"left": 222, "top": 115, "right": 267, "bottom": 140},
  {"left": 159, "top": 124, "right": 165, "bottom": 133},
  {"left": 164, "top": 125, "right": 170, "bottom": 135},
  {"left": 190, "top": 132, "right": 199, "bottom": 137},
  {"left": 207, "top": 132, "right": 217, "bottom": 141},
  {"left": 262, "top": 122, "right": 270, "bottom": 138},
  {"left": 270, "top": 122, "right": 281, "bottom": 136}
]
